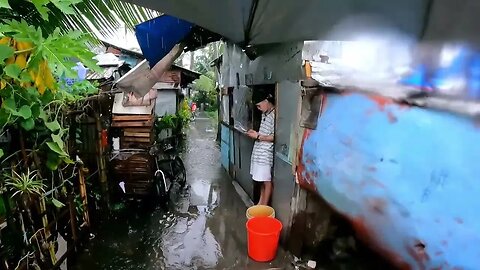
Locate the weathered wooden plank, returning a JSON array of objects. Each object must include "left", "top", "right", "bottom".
[
  {"left": 120, "top": 141, "right": 151, "bottom": 149},
  {"left": 124, "top": 131, "right": 151, "bottom": 138},
  {"left": 124, "top": 127, "right": 152, "bottom": 133},
  {"left": 111, "top": 119, "right": 153, "bottom": 127},
  {"left": 123, "top": 137, "right": 151, "bottom": 143},
  {"left": 112, "top": 115, "right": 152, "bottom": 121}
]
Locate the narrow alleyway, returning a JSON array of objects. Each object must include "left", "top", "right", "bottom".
[{"left": 68, "top": 113, "right": 294, "bottom": 270}]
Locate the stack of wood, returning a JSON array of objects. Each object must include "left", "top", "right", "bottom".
[{"left": 111, "top": 114, "right": 154, "bottom": 149}]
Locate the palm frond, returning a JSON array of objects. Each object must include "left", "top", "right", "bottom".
[{"left": 1, "top": 0, "right": 161, "bottom": 37}]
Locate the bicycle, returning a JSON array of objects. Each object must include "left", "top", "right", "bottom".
[{"left": 150, "top": 138, "right": 187, "bottom": 204}]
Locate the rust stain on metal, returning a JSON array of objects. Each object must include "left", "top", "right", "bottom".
[
  {"left": 368, "top": 94, "right": 394, "bottom": 111},
  {"left": 368, "top": 198, "right": 387, "bottom": 215},
  {"left": 455, "top": 217, "right": 464, "bottom": 224},
  {"left": 387, "top": 111, "right": 398, "bottom": 123},
  {"left": 365, "top": 108, "right": 376, "bottom": 116},
  {"left": 349, "top": 216, "right": 413, "bottom": 270},
  {"left": 319, "top": 94, "right": 327, "bottom": 116},
  {"left": 296, "top": 129, "right": 317, "bottom": 192},
  {"left": 360, "top": 179, "right": 386, "bottom": 189},
  {"left": 405, "top": 240, "right": 429, "bottom": 270}
]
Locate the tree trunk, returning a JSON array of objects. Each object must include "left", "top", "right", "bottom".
[{"left": 189, "top": 51, "right": 195, "bottom": 71}]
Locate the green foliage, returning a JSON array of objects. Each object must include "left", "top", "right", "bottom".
[
  {"left": 0, "top": 4, "right": 100, "bottom": 171},
  {"left": 192, "top": 71, "right": 218, "bottom": 110},
  {"left": 155, "top": 114, "right": 176, "bottom": 131},
  {"left": 0, "top": 20, "right": 100, "bottom": 77},
  {"left": 0, "top": 44, "right": 13, "bottom": 64},
  {"left": 51, "top": 197, "right": 65, "bottom": 208},
  {"left": 177, "top": 99, "right": 192, "bottom": 127},
  {"left": 154, "top": 100, "right": 192, "bottom": 137},
  {"left": 0, "top": 0, "right": 10, "bottom": 9}
]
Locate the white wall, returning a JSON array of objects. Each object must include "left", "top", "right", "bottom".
[{"left": 155, "top": 90, "right": 177, "bottom": 116}]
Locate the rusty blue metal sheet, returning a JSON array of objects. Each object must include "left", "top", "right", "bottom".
[{"left": 298, "top": 92, "right": 480, "bottom": 269}]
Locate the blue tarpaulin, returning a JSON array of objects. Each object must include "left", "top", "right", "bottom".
[{"left": 135, "top": 15, "right": 193, "bottom": 67}]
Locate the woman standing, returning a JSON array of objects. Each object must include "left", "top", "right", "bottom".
[{"left": 247, "top": 92, "right": 275, "bottom": 205}]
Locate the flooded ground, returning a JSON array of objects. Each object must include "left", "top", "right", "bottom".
[{"left": 67, "top": 113, "right": 391, "bottom": 270}]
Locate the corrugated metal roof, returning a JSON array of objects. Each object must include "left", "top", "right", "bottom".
[
  {"left": 94, "top": 53, "right": 125, "bottom": 67},
  {"left": 86, "top": 67, "right": 118, "bottom": 81}
]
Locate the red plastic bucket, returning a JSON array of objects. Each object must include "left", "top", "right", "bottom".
[{"left": 246, "top": 217, "right": 283, "bottom": 262}]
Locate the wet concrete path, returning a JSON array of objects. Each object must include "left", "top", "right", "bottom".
[{"left": 68, "top": 114, "right": 294, "bottom": 270}]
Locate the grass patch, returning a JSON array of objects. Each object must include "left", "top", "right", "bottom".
[{"left": 205, "top": 110, "right": 218, "bottom": 122}]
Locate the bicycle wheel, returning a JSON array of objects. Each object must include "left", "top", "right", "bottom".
[{"left": 173, "top": 157, "right": 187, "bottom": 188}]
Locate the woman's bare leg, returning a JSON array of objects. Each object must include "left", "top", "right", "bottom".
[
  {"left": 257, "top": 184, "right": 265, "bottom": 205},
  {"left": 258, "top": 182, "right": 272, "bottom": 205},
  {"left": 263, "top": 182, "right": 273, "bottom": 205}
]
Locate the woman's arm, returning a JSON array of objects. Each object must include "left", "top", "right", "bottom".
[
  {"left": 246, "top": 130, "right": 274, "bottom": 142},
  {"left": 258, "top": 134, "right": 274, "bottom": 142}
]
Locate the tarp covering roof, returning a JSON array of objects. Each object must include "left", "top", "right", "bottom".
[
  {"left": 135, "top": 15, "right": 194, "bottom": 67},
  {"left": 123, "top": 0, "right": 480, "bottom": 46}
]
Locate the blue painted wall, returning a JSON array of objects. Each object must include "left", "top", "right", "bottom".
[
  {"left": 300, "top": 93, "right": 480, "bottom": 270},
  {"left": 220, "top": 124, "right": 230, "bottom": 171}
]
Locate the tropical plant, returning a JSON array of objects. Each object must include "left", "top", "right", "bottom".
[
  {"left": 0, "top": 2, "right": 101, "bottom": 169},
  {"left": 155, "top": 114, "right": 175, "bottom": 130},
  {"left": 155, "top": 100, "right": 192, "bottom": 138},
  {"left": 0, "top": 1, "right": 109, "bottom": 267},
  {"left": 0, "top": 0, "right": 159, "bottom": 36},
  {"left": 4, "top": 169, "right": 45, "bottom": 199}
]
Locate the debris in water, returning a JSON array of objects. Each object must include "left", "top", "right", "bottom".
[
  {"left": 119, "top": 181, "right": 126, "bottom": 193},
  {"left": 307, "top": 260, "right": 317, "bottom": 269}
]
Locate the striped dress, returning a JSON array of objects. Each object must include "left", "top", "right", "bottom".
[{"left": 251, "top": 109, "right": 275, "bottom": 167}]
